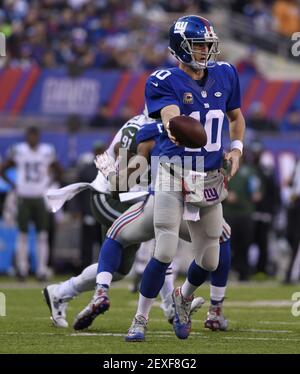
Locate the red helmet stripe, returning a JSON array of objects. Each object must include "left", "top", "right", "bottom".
[{"left": 195, "top": 15, "right": 211, "bottom": 31}]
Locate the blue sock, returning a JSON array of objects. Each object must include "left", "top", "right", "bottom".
[
  {"left": 140, "top": 258, "right": 170, "bottom": 298},
  {"left": 97, "top": 237, "right": 122, "bottom": 275},
  {"left": 98, "top": 284, "right": 109, "bottom": 290},
  {"left": 211, "top": 298, "right": 223, "bottom": 305},
  {"left": 210, "top": 239, "right": 231, "bottom": 288},
  {"left": 187, "top": 260, "right": 208, "bottom": 286}
]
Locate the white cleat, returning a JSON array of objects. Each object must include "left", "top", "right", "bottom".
[
  {"left": 161, "top": 295, "right": 205, "bottom": 324},
  {"left": 190, "top": 297, "right": 205, "bottom": 317},
  {"left": 43, "top": 284, "right": 69, "bottom": 328},
  {"left": 160, "top": 301, "right": 176, "bottom": 324}
]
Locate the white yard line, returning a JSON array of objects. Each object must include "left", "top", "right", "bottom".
[
  {"left": 1, "top": 329, "right": 298, "bottom": 340},
  {"left": 70, "top": 331, "right": 297, "bottom": 339},
  {"left": 237, "top": 329, "right": 292, "bottom": 333},
  {"left": 69, "top": 331, "right": 209, "bottom": 338},
  {"left": 148, "top": 319, "right": 297, "bottom": 334},
  {"left": 222, "top": 336, "right": 300, "bottom": 342},
  {"left": 224, "top": 301, "right": 293, "bottom": 307},
  {"left": 258, "top": 321, "right": 300, "bottom": 325},
  {"left": 130, "top": 300, "right": 293, "bottom": 308},
  {"left": 0, "top": 332, "right": 59, "bottom": 335},
  {"left": 70, "top": 332, "right": 124, "bottom": 337}
]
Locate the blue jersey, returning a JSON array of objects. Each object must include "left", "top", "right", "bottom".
[
  {"left": 136, "top": 122, "right": 162, "bottom": 157},
  {"left": 145, "top": 62, "right": 241, "bottom": 171},
  {"left": 136, "top": 121, "right": 163, "bottom": 193}
]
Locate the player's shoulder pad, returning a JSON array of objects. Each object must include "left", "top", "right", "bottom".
[
  {"left": 122, "top": 114, "right": 155, "bottom": 133},
  {"left": 7, "top": 143, "right": 20, "bottom": 158},
  {"left": 17, "top": 142, "right": 27, "bottom": 150},
  {"left": 215, "top": 61, "right": 238, "bottom": 78},
  {"left": 40, "top": 143, "right": 56, "bottom": 154},
  {"left": 210, "top": 61, "right": 239, "bottom": 89},
  {"left": 146, "top": 68, "right": 177, "bottom": 91},
  {"left": 136, "top": 122, "right": 162, "bottom": 145},
  {"left": 14, "top": 142, "right": 27, "bottom": 154},
  {"left": 121, "top": 124, "right": 139, "bottom": 138},
  {"left": 120, "top": 118, "right": 143, "bottom": 147}
]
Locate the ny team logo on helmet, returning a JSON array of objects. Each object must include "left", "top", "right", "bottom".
[{"left": 169, "top": 15, "right": 220, "bottom": 70}]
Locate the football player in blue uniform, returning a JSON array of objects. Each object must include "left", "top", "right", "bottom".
[
  {"left": 72, "top": 121, "right": 205, "bottom": 330},
  {"left": 44, "top": 120, "right": 232, "bottom": 333},
  {"left": 126, "top": 15, "right": 245, "bottom": 341},
  {"left": 74, "top": 121, "right": 232, "bottom": 332}
]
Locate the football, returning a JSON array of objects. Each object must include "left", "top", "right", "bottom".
[{"left": 168, "top": 115, "right": 207, "bottom": 148}]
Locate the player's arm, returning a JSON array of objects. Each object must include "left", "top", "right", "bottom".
[
  {"left": 0, "top": 158, "right": 16, "bottom": 188},
  {"left": 110, "top": 125, "right": 139, "bottom": 190},
  {"left": 113, "top": 141, "right": 120, "bottom": 158},
  {"left": 126, "top": 139, "right": 155, "bottom": 188},
  {"left": 225, "top": 108, "right": 245, "bottom": 179},
  {"left": 161, "top": 105, "right": 180, "bottom": 128},
  {"left": 113, "top": 141, "right": 132, "bottom": 181},
  {"left": 116, "top": 139, "right": 155, "bottom": 192},
  {"left": 161, "top": 105, "right": 180, "bottom": 144},
  {"left": 114, "top": 142, "right": 135, "bottom": 160}
]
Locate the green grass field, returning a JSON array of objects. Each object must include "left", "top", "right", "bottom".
[{"left": 1, "top": 278, "right": 300, "bottom": 354}]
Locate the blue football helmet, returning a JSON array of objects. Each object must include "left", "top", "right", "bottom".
[{"left": 168, "top": 15, "right": 220, "bottom": 70}]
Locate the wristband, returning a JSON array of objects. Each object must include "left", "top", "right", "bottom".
[{"left": 231, "top": 140, "right": 243, "bottom": 155}]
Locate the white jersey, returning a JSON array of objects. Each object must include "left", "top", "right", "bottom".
[
  {"left": 11, "top": 142, "right": 56, "bottom": 198},
  {"left": 96, "top": 114, "right": 153, "bottom": 193},
  {"left": 46, "top": 114, "right": 154, "bottom": 212},
  {"left": 94, "top": 128, "right": 122, "bottom": 194},
  {"left": 292, "top": 159, "right": 300, "bottom": 197}
]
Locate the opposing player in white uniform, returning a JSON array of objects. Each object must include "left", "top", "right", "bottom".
[{"left": 0, "top": 126, "right": 61, "bottom": 280}]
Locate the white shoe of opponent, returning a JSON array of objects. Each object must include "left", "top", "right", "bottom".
[
  {"left": 43, "top": 284, "right": 69, "bottom": 328},
  {"left": 161, "top": 296, "right": 205, "bottom": 324}
]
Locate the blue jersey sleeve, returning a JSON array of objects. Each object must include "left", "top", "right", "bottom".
[
  {"left": 136, "top": 123, "right": 163, "bottom": 145},
  {"left": 145, "top": 72, "right": 180, "bottom": 119},
  {"left": 226, "top": 64, "right": 241, "bottom": 112}
]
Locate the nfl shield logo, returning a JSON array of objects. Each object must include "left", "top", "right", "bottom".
[
  {"left": 183, "top": 92, "right": 194, "bottom": 104},
  {"left": 201, "top": 90, "right": 207, "bottom": 98}
]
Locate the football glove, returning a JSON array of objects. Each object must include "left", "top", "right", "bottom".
[{"left": 94, "top": 152, "right": 116, "bottom": 180}]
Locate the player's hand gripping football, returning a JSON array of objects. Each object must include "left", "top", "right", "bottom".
[
  {"left": 223, "top": 149, "right": 242, "bottom": 180},
  {"left": 165, "top": 122, "right": 180, "bottom": 146},
  {"left": 94, "top": 152, "right": 116, "bottom": 179}
]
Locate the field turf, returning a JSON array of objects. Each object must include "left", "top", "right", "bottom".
[{"left": 1, "top": 279, "right": 300, "bottom": 354}]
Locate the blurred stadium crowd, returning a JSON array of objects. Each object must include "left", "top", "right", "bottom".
[
  {"left": 0, "top": 0, "right": 299, "bottom": 285},
  {"left": 0, "top": 0, "right": 299, "bottom": 70},
  {"left": 1, "top": 0, "right": 209, "bottom": 70}
]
